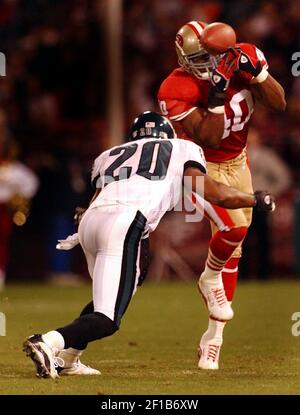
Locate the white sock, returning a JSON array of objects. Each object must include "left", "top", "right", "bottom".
[
  {"left": 42, "top": 330, "right": 65, "bottom": 351},
  {"left": 200, "top": 317, "right": 226, "bottom": 346},
  {"left": 200, "top": 264, "right": 223, "bottom": 286},
  {"left": 57, "top": 348, "right": 83, "bottom": 367}
]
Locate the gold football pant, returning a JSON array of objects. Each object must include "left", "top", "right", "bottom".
[{"left": 206, "top": 148, "right": 253, "bottom": 258}]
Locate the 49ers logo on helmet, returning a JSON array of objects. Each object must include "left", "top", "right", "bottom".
[{"left": 176, "top": 34, "right": 184, "bottom": 47}]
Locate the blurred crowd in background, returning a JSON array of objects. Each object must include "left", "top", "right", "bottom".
[{"left": 0, "top": 0, "right": 299, "bottom": 286}]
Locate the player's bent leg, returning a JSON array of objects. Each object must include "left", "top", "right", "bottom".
[
  {"left": 198, "top": 209, "right": 249, "bottom": 368},
  {"left": 56, "top": 209, "right": 145, "bottom": 375},
  {"left": 198, "top": 226, "right": 248, "bottom": 367},
  {"left": 23, "top": 210, "right": 146, "bottom": 378},
  {"left": 198, "top": 232, "right": 246, "bottom": 369},
  {"left": 198, "top": 154, "right": 253, "bottom": 369},
  {"left": 54, "top": 216, "right": 101, "bottom": 375},
  {"left": 204, "top": 153, "right": 253, "bottom": 305},
  {"left": 56, "top": 309, "right": 117, "bottom": 376}
]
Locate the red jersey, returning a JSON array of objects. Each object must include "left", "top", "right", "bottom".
[{"left": 158, "top": 43, "right": 268, "bottom": 163}]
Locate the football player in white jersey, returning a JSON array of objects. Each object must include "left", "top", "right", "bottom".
[{"left": 23, "top": 112, "right": 274, "bottom": 378}]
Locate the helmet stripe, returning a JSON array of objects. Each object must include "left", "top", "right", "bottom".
[{"left": 187, "top": 21, "right": 204, "bottom": 40}]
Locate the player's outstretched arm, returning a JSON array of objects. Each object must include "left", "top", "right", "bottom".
[
  {"left": 203, "top": 172, "right": 256, "bottom": 208},
  {"left": 184, "top": 167, "right": 275, "bottom": 211}
]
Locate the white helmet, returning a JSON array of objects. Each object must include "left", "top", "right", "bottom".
[{"left": 175, "top": 21, "right": 221, "bottom": 80}]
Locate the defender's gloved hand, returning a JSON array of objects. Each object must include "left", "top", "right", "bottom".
[{"left": 254, "top": 191, "right": 275, "bottom": 212}]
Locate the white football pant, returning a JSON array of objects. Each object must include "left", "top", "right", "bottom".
[{"left": 78, "top": 207, "right": 146, "bottom": 326}]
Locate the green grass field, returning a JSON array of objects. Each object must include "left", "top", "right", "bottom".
[{"left": 0, "top": 280, "right": 299, "bottom": 395}]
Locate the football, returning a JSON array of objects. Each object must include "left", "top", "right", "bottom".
[{"left": 200, "top": 22, "right": 236, "bottom": 55}]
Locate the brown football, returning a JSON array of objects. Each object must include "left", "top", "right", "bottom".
[{"left": 200, "top": 22, "right": 236, "bottom": 55}]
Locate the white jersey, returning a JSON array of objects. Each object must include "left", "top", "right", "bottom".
[{"left": 90, "top": 138, "right": 206, "bottom": 234}]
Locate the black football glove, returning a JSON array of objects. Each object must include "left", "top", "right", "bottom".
[
  {"left": 208, "top": 48, "right": 240, "bottom": 111},
  {"left": 74, "top": 207, "right": 87, "bottom": 226},
  {"left": 254, "top": 191, "right": 275, "bottom": 212}
]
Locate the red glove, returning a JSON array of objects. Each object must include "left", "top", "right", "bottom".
[
  {"left": 235, "top": 49, "right": 262, "bottom": 77},
  {"left": 208, "top": 49, "right": 240, "bottom": 112},
  {"left": 213, "top": 48, "right": 240, "bottom": 84},
  {"left": 229, "top": 44, "right": 268, "bottom": 82}
]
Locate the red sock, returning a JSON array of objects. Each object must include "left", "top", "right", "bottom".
[
  {"left": 206, "top": 227, "right": 247, "bottom": 272},
  {"left": 222, "top": 257, "right": 240, "bottom": 301}
]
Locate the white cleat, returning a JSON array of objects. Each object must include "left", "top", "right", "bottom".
[
  {"left": 58, "top": 359, "right": 101, "bottom": 376},
  {"left": 198, "top": 277, "right": 234, "bottom": 321},
  {"left": 23, "top": 334, "right": 59, "bottom": 379},
  {"left": 198, "top": 342, "right": 221, "bottom": 370}
]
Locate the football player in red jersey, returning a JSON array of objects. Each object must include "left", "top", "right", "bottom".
[{"left": 158, "top": 21, "right": 286, "bottom": 370}]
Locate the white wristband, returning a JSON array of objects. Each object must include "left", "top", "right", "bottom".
[
  {"left": 208, "top": 105, "right": 225, "bottom": 114},
  {"left": 251, "top": 68, "right": 269, "bottom": 84}
]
